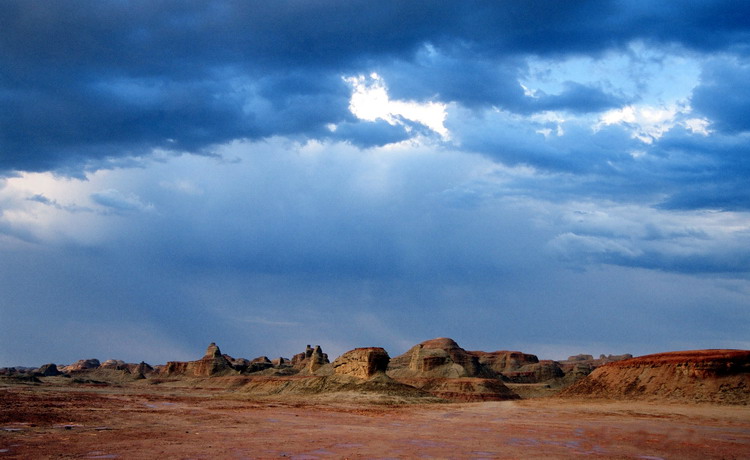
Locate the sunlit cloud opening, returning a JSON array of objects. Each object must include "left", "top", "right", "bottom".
[
  {"left": 344, "top": 73, "right": 449, "bottom": 139},
  {"left": 596, "top": 105, "right": 680, "bottom": 143}
]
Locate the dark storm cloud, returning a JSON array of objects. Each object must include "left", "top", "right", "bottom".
[
  {"left": 692, "top": 58, "right": 750, "bottom": 134},
  {"left": 450, "top": 110, "right": 639, "bottom": 175},
  {"left": 651, "top": 126, "right": 750, "bottom": 211},
  {"left": 531, "top": 82, "right": 625, "bottom": 114},
  {"left": 328, "top": 120, "right": 412, "bottom": 148},
  {"left": 2, "top": 0, "right": 749, "bottom": 175}
]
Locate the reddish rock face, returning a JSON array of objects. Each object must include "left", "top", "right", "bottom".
[
  {"left": 560, "top": 349, "right": 750, "bottom": 404},
  {"left": 333, "top": 347, "right": 390, "bottom": 379}
]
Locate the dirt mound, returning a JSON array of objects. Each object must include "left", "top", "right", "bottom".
[
  {"left": 560, "top": 349, "right": 750, "bottom": 404},
  {"left": 234, "top": 374, "right": 439, "bottom": 403},
  {"left": 397, "top": 377, "right": 520, "bottom": 402}
]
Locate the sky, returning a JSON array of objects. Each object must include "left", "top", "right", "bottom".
[{"left": 1, "top": 1, "right": 749, "bottom": 367}]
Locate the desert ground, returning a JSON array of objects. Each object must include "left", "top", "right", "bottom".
[{"left": 2, "top": 382, "right": 749, "bottom": 459}]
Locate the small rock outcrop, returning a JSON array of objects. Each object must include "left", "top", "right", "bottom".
[
  {"left": 129, "top": 362, "right": 154, "bottom": 378},
  {"left": 293, "top": 345, "right": 330, "bottom": 374},
  {"left": 100, "top": 359, "right": 129, "bottom": 371},
  {"left": 36, "top": 363, "right": 62, "bottom": 376},
  {"left": 333, "top": 348, "right": 390, "bottom": 379},
  {"left": 240, "top": 356, "right": 274, "bottom": 373},
  {"left": 61, "top": 359, "right": 101, "bottom": 372}
]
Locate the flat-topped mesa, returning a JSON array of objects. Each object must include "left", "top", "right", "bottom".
[
  {"left": 560, "top": 349, "right": 750, "bottom": 404},
  {"left": 388, "top": 338, "right": 495, "bottom": 379},
  {"left": 333, "top": 347, "right": 390, "bottom": 379}
]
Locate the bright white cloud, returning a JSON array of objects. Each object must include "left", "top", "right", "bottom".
[
  {"left": 596, "top": 104, "right": 682, "bottom": 143},
  {"left": 344, "top": 73, "right": 449, "bottom": 138}
]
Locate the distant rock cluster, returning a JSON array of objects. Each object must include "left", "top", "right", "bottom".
[
  {"left": 0, "top": 338, "right": 633, "bottom": 402},
  {"left": 3, "top": 338, "right": 747, "bottom": 404}
]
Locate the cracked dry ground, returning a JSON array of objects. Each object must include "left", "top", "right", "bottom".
[{"left": 1, "top": 385, "right": 749, "bottom": 459}]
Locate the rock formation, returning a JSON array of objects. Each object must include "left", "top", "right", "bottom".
[
  {"left": 100, "top": 359, "right": 129, "bottom": 371},
  {"left": 386, "top": 338, "right": 519, "bottom": 401},
  {"left": 36, "top": 363, "right": 62, "bottom": 376},
  {"left": 560, "top": 349, "right": 750, "bottom": 404},
  {"left": 162, "top": 342, "right": 237, "bottom": 377},
  {"left": 271, "top": 357, "right": 288, "bottom": 367},
  {"left": 388, "top": 338, "right": 495, "bottom": 379},
  {"left": 293, "top": 345, "right": 330, "bottom": 375},
  {"left": 333, "top": 347, "right": 390, "bottom": 379},
  {"left": 61, "top": 359, "right": 101, "bottom": 372},
  {"left": 502, "top": 360, "right": 565, "bottom": 383},
  {"left": 129, "top": 361, "right": 154, "bottom": 378},
  {"left": 470, "top": 350, "right": 539, "bottom": 374},
  {"left": 243, "top": 356, "right": 274, "bottom": 373}
]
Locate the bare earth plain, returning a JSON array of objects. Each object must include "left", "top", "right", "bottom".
[{"left": 2, "top": 382, "right": 749, "bottom": 459}]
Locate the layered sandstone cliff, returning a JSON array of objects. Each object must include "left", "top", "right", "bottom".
[{"left": 559, "top": 349, "right": 750, "bottom": 404}]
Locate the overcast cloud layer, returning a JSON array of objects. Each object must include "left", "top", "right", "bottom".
[{"left": 1, "top": 1, "right": 749, "bottom": 366}]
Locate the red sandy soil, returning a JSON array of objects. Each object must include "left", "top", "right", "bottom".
[{"left": 1, "top": 384, "right": 749, "bottom": 459}]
